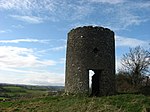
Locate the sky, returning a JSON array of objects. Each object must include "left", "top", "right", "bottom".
[{"left": 0, "top": 0, "right": 149, "bottom": 86}]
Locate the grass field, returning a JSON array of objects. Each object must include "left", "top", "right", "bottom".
[
  {"left": 0, "top": 85, "right": 50, "bottom": 99},
  {"left": 0, "top": 94, "right": 149, "bottom": 112}
]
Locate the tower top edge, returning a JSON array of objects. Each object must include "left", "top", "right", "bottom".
[{"left": 69, "top": 26, "right": 114, "bottom": 34}]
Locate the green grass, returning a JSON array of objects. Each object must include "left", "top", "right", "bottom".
[
  {"left": 0, "top": 85, "right": 48, "bottom": 99},
  {"left": 0, "top": 94, "right": 149, "bottom": 112},
  {"left": 0, "top": 97, "right": 9, "bottom": 100},
  {"left": 3, "top": 86, "right": 26, "bottom": 92},
  {"left": 0, "top": 97, "right": 5, "bottom": 99}
]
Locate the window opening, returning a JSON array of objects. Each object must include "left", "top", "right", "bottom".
[{"left": 93, "top": 47, "right": 99, "bottom": 54}]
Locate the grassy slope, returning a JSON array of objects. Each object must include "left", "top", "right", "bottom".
[{"left": 0, "top": 94, "right": 149, "bottom": 112}]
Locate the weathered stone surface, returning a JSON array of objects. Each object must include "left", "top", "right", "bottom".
[{"left": 65, "top": 26, "right": 116, "bottom": 96}]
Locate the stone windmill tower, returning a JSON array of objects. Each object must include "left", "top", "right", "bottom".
[{"left": 65, "top": 26, "right": 116, "bottom": 96}]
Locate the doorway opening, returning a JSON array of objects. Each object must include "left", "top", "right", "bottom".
[{"left": 89, "top": 69, "right": 101, "bottom": 96}]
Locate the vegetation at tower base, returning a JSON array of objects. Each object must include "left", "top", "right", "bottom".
[{"left": 65, "top": 26, "right": 116, "bottom": 96}]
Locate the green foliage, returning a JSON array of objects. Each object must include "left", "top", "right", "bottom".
[{"left": 0, "top": 94, "right": 149, "bottom": 112}]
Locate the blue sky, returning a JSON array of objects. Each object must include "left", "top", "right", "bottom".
[{"left": 0, "top": 0, "right": 149, "bottom": 86}]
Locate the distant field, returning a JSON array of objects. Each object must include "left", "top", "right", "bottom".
[
  {"left": 0, "top": 84, "right": 64, "bottom": 99},
  {"left": 0, "top": 86, "right": 47, "bottom": 99},
  {"left": 0, "top": 94, "right": 150, "bottom": 112}
]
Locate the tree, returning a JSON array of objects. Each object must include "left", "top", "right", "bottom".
[
  {"left": 120, "top": 46, "right": 150, "bottom": 87},
  {"left": 116, "top": 72, "right": 133, "bottom": 92}
]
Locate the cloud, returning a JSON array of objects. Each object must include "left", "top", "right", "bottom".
[
  {"left": 0, "top": 38, "right": 49, "bottom": 43},
  {"left": 0, "top": 68, "right": 65, "bottom": 86},
  {"left": 10, "top": 15, "right": 44, "bottom": 24},
  {"left": 0, "top": 0, "right": 149, "bottom": 28},
  {"left": 114, "top": 9, "right": 148, "bottom": 29},
  {"left": 0, "top": 0, "right": 31, "bottom": 10},
  {"left": 0, "top": 29, "right": 11, "bottom": 33},
  {"left": 85, "top": 0, "right": 150, "bottom": 30},
  {"left": 0, "top": 30, "right": 6, "bottom": 33},
  {"left": 0, "top": 0, "right": 58, "bottom": 22},
  {"left": 0, "top": 42, "right": 65, "bottom": 86},
  {"left": 58, "top": 58, "right": 66, "bottom": 64},
  {"left": 0, "top": 46, "right": 56, "bottom": 68},
  {"left": 0, "top": 0, "right": 92, "bottom": 22},
  {"left": 0, "top": 0, "right": 58, "bottom": 21},
  {"left": 89, "top": 0, "right": 125, "bottom": 4},
  {"left": 50, "top": 45, "right": 66, "bottom": 51},
  {"left": 12, "top": 24, "right": 24, "bottom": 29},
  {"left": 116, "top": 57, "right": 122, "bottom": 71},
  {"left": 68, "top": 4, "right": 93, "bottom": 21},
  {"left": 115, "top": 35, "right": 149, "bottom": 47},
  {"left": 0, "top": 0, "right": 55, "bottom": 13},
  {"left": 128, "top": 1, "right": 150, "bottom": 9},
  {"left": 22, "top": 72, "right": 65, "bottom": 86},
  {"left": 115, "top": 35, "right": 149, "bottom": 71}
]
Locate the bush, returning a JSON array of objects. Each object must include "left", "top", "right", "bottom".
[{"left": 139, "top": 86, "right": 150, "bottom": 96}]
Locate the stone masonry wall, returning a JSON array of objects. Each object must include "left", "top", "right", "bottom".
[{"left": 65, "top": 26, "right": 116, "bottom": 96}]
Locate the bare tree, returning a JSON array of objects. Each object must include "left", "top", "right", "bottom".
[{"left": 121, "top": 46, "right": 150, "bottom": 87}]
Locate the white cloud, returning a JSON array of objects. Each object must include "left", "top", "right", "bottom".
[
  {"left": 0, "top": 0, "right": 59, "bottom": 22},
  {"left": 87, "top": 1, "right": 150, "bottom": 29},
  {"left": 0, "top": 0, "right": 92, "bottom": 22},
  {"left": 12, "top": 24, "right": 24, "bottom": 29},
  {"left": 0, "top": 0, "right": 58, "bottom": 20},
  {"left": 0, "top": 0, "right": 31, "bottom": 10},
  {"left": 22, "top": 72, "right": 65, "bottom": 86},
  {"left": 115, "top": 9, "right": 148, "bottom": 29},
  {"left": 89, "top": 0, "right": 125, "bottom": 4},
  {"left": 115, "top": 35, "right": 149, "bottom": 47},
  {"left": 0, "top": 46, "right": 56, "bottom": 68},
  {"left": 36, "top": 60, "right": 56, "bottom": 66},
  {"left": 0, "top": 39, "right": 49, "bottom": 43},
  {"left": 0, "top": 46, "right": 34, "bottom": 68},
  {"left": 115, "top": 35, "right": 149, "bottom": 71},
  {"left": 0, "top": 69, "right": 65, "bottom": 86},
  {"left": 116, "top": 57, "right": 122, "bottom": 71},
  {"left": 0, "top": 30, "right": 6, "bottom": 33},
  {"left": 58, "top": 58, "right": 66, "bottom": 64},
  {"left": 0, "top": 29, "right": 11, "bottom": 33},
  {"left": 128, "top": 1, "right": 150, "bottom": 9},
  {"left": 0, "top": 0, "right": 55, "bottom": 13},
  {"left": 0, "top": 0, "right": 149, "bottom": 28},
  {"left": 68, "top": 4, "right": 93, "bottom": 21},
  {"left": 50, "top": 45, "right": 66, "bottom": 51},
  {"left": 0, "top": 0, "right": 149, "bottom": 25},
  {"left": 10, "top": 15, "right": 44, "bottom": 24}
]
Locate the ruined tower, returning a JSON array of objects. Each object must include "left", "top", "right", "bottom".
[{"left": 65, "top": 26, "right": 116, "bottom": 96}]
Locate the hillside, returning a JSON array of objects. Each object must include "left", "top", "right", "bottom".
[
  {"left": 0, "top": 83, "right": 64, "bottom": 100},
  {"left": 0, "top": 94, "right": 150, "bottom": 112}
]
